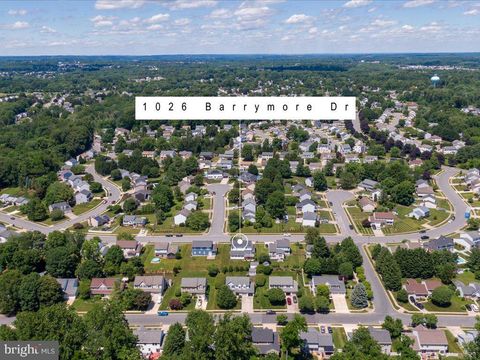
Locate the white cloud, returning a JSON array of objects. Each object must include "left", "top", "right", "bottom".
[
  {"left": 420, "top": 21, "right": 442, "bottom": 32},
  {"left": 2, "top": 21, "right": 30, "bottom": 30},
  {"left": 174, "top": 18, "right": 191, "bottom": 26},
  {"left": 343, "top": 0, "right": 372, "bottom": 8},
  {"left": 368, "top": 7, "right": 376, "bottom": 12},
  {"left": 167, "top": 0, "right": 217, "bottom": 10},
  {"left": 464, "top": 9, "right": 479, "bottom": 16},
  {"left": 147, "top": 24, "right": 164, "bottom": 31},
  {"left": 308, "top": 27, "right": 318, "bottom": 34},
  {"left": 339, "top": 25, "right": 347, "bottom": 30},
  {"left": 281, "top": 35, "right": 292, "bottom": 41},
  {"left": 40, "top": 26, "right": 57, "bottom": 33},
  {"left": 403, "top": 0, "right": 435, "bottom": 8},
  {"left": 208, "top": 8, "right": 232, "bottom": 19},
  {"left": 402, "top": 24, "right": 414, "bottom": 31},
  {"left": 8, "top": 9, "right": 27, "bottom": 16},
  {"left": 371, "top": 19, "right": 397, "bottom": 27},
  {"left": 285, "top": 14, "right": 314, "bottom": 24},
  {"left": 145, "top": 13, "right": 170, "bottom": 23},
  {"left": 234, "top": 6, "right": 272, "bottom": 21},
  {"left": 95, "top": 0, "right": 145, "bottom": 10},
  {"left": 90, "top": 15, "right": 116, "bottom": 27}
]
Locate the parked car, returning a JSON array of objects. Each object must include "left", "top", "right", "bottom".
[
  {"left": 10, "top": 217, "right": 15, "bottom": 220},
  {"left": 421, "top": 235, "right": 429, "bottom": 240},
  {"left": 166, "top": 234, "right": 173, "bottom": 237},
  {"left": 329, "top": 202, "right": 333, "bottom": 206},
  {"left": 409, "top": 296, "right": 416, "bottom": 303},
  {"left": 175, "top": 234, "right": 183, "bottom": 237},
  {"left": 419, "top": 230, "right": 426, "bottom": 234},
  {"left": 287, "top": 297, "right": 292, "bottom": 305},
  {"left": 349, "top": 224, "right": 354, "bottom": 230},
  {"left": 466, "top": 304, "right": 472, "bottom": 311},
  {"left": 320, "top": 326, "right": 326, "bottom": 334},
  {"left": 293, "top": 295, "right": 297, "bottom": 304},
  {"left": 416, "top": 302, "right": 424, "bottom": 310},
  {"left": 328, "top": 327, "right": 333, "bottom": 334},
  {"left": 157, "top": 311, "right": 169, "bottom": 316},
  {"left": 472, "top": 304, "right": 479, "bottom": 312},
  {"left": 266, "top": 310, "right": 276, "bottom": 315}
]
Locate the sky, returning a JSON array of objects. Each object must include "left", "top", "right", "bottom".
[{"left": 0, "top": 0, "right": 479, "bottom": 55}]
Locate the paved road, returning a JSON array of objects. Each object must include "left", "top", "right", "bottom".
[
  {"left": 1, "top": 165, "right": 474, "bottom": 328},
  {"left": 0, "top": 164, "right": 122, "bottom": 233}
]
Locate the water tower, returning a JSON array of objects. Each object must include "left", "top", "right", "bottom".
[{"left": 431, "top": 74, "right": 440, "bottom": 88}]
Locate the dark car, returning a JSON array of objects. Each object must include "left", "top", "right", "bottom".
[
  {"left": 266, "top": 310, "right": 276, "bottom": 315},
  {"left": 328, "top": 327, "right": 333, "bottom": 334},
  {"left": 409, "top": 296, "right": 416, "bottom": 303},
  {"left": 320, "top": 326, "right": 326, "bottom": 334},
  {"left": 466, "top": 304, "right": 472, "bottom": 311},
  {"left": 416, "top": 302, "right": 425, "bottom": 310},
  {"left": 175, "top": 234, "right": 183, "bottom": 237},
  {"left": 419, "top": 230, "right": 426, "bottom": 234},
  {"left": 421, "top": 235, "right": 429, "bottom": 240},
  {"left": 10, "top": 217, "right": 15, "bottom": 220},
  {"left": 157, "top": 311, "right": 169, "bottom": 316},
  {"left": 166, "top": 234, "right": 173, "bottom": 237},
  {"left": 329, "top": 201, "right": 333, "bottom": 206},
  {"left": 349, "top": 224, "right": 354, "bottom": 230}
]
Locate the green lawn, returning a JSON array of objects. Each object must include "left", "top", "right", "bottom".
[
  {"left": 427, "top": 209, "right": 450, "bottom": 227},
  {"left": 445, "top": 330, "right": 463, "bottom": 354},
  {"left": 423, "top": 296, "right": 471, "bottom": 313},
  {"left": 456, "top": 271, "right": 476, "bottom": 285},
  {"left": 147, "top": 215, "right": 205, "bottom": 234},
  {"left": 0, "top": 187, "right": 31, "bottom": 197},
  {"left": 253, "top": 281, "right": 287, "bottom": 310},
  {"left": 332, "top": 327, "right": 348, "bottom": 349},
  {"left": 240, "top": 218, "right": 304, "bottom": 234},
  {"left": 73, "top": 199, "right": 102, "bottom": 215},
  {"left": 319, "top": 223, "right": 337, "bottom": 234},
  {"left": 346, "top": 207, "right": 373, "bottom": 235},
  {"left": 318, "top": 210, "right": 332, "bottom": 220},
  {"left": 382, "top": 206, "right": 425, "bottom": 234},
  {"left": 71, "top": 297, "right": 103, "bottom": 312},
  {"left": 199, "top": 196, "right": 212, "bottom": 210},
  {"left": 326, "top": 176, "right": 337, "bottom": 189}
]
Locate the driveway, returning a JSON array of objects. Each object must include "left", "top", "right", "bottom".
[
  {"left": 331, "top": 294, "right": 349, "bottom": 314},
  {"left": 206, "top": 183, "right": 231, "bottom": 236},
  {"left": 241, "top": 295, "right": 254, "bottom": 313}
]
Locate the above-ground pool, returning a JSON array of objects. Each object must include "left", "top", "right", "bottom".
[{"left": 151, "top": 257, "right": 160, "bottom": 263}]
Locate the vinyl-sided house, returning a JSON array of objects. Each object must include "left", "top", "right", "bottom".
[
  {"left": 368, "top": 327, "right": 392, "bottom": 355},
  {"left": 116, "top": 240, "right": 142, "bottom": 258},
  {"left": 90, "top": 278, "right": 123, "bottom": 296},
  {"left": 269, "top": 276, "right": 298, "bottom": 295},
  {"left": 300, "top": 329, "right": 335, "bottom": 357},
  {"left": 134, "top": 327, "right": 164, "bottom": 358},
  {"left": 154, "top": 243, "right": 179, "bottom": 258},
  {"left": 181, "top": 277, "right": 207, "bottom": 296},
  {"left": 122, "top": 215, "right": 147, "bottom": 227},
  {"left": 409, "top": 325, "right": 448, "bottom": 356},
  {"left": 252, "top": 328, "right": 280, "bottom": 355},
  {"left": 174, "top": 208, "right": 191, "bottom": 226},
  {"left": 311, "top": 275, "right": 346, "bottom": 295},
  {"left": 359, "top": 197, "right": 376, "bottom": 212},
  {"left": 453, "top": 280, "right": 480, "bottom": 298},
  {"left": 424, "top": 236, "right": 454, "bottom": 252},
  {"left": 230, "top": 237, "right": 255, "bottom": 260},
  {"left": 268, "top": 238, "right": 291, "bottom": 261},
  {"left": 225, "top": 276, "right": 254, "bottom": 296},
  {"left": 56, "top": 278, "right": 79, "bottom": 299},
  {"left": 191, "top": 240, "right": 216, "bottom": 257},
  {"left": 134, "top": 276, "right": 167, "bottom": 294},
  {"left": 404, "top": 279, "right": 428, "bottom": 299},
  {"left": 48, "top": 201, "right": 72, "bottom": 213},
  {"left": 368, "top": 212, "right": 395, "bottom": 230}
]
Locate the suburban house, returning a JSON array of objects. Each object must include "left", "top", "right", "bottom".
[
  {"left": 404, "top": 279, "right": 428, "bottom": 299},
  {"left": 205, "top": 169, "right": 223, "bottom": 180},
  {"left": 298, "top": 189, "right": 312, "bottom": 202},
  {"left": 409, "top": 206, "right": 430, "bottom": 220},
  {"left": 225, "top": 276, "right": 254, "bottom": 296},
  {"left": 368, "top": 327, "right": 392, "bottom": 355},
  {"left": 174, "top": 208, "right": 191, "bottom": 226},
  {"left": 424, "top": 279, "right": 442, "bottom": 295},
  {"left": 122, "top": 215, "right": 147, "bottom": 227},
  {"left": 268, "top": 276, "right": 298, "bottom": 294},
  {"left": 453, "top": 280, "right": 480, "bottom": 298},
  {"left": 408, "top": 325, "right": 448, "bottom": 356},
  {"left": 424, "top": 236, "right": 454, "bottom": 252},
  {"left": 416, "top": 186, "right": 435, "bottom": 198},
  {"left": 89, "top": 214, "right": 110, "bottom": 227},
  {"left": 358, "top": 179, "right": 379, "bottom": 192},
  {"left": 455, "top": 231, "right": 480, "bottom": 251},
  {"left": 302, "top": 212, "right": 318, "bottom": 227},
  {"left": 305, "top": 177, "right": 314, "bottom": 188},
  {"left": 300, "top": 329, "right": 335, "bottom": 356},
  {"left": 185, "top": 192, "right": 198, "bottom": 203},
  {"left": 296, "top": 199, "right": 316, "bottom": 214},
  {"left": 359, "top": 197, "right": 376, "bottom": 212},
  {"left": 90, "top": 278, "right": 123, "bottom": 296},
  {"left": 133, "top": 276, "right": 167, "bottom": 294},
  {"left": 191, "top": 240, "right": 217, "bottom": 257},
  {"left": 56, "top": 278, "right": 79, "bottom": 299},
  {"left": 311, "top": 275, "right": 346, "bottom": 295},
  {"left": 75, "top": 189, "right": 93, "bottom": 204},
  {"left": 368, "top": 212, "right": 395, "bottom": 230},
  {"left": 230, "top": 237, "right": 255, "bottom": 260},
  {"left": 252, "top": 328, "right": 280, "bottom": 355},
  {"left": 458, "top": 330, "right": 479, "bottom": 347},
  {"left": 134, "top": 327, "right": 164, "bottom": 358},
  {"left": 116, "top": 240, "right": 142, "bottom": 258},
  {"left": 48, "top": 202, "right": 72, "bottom": 213},
  {"left": 268, "top": 238, "right": 291, "bottom": 261},
  {"left": 180, "top": 277, "right": 207, "bottom": 296},
  {"left": 154, "top": 243, "right": 179, "bottom": 258}
]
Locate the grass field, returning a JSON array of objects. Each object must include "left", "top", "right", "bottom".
[
  {"left": 423, "top": 295, "right": 471, "bottom": 313},
  {"left": 346, "top": 207, "right": 373, "bottom": 235},
  {"left": 445, "top": 330, "right": 463, "bottom": 354},
  {"left": 71, "top": 297, "right": 103, "bottom": 312},
  {"left": 426, "top": 208, "right": 450, "bottom": 227},
  {"left": 332, "top": 327, "right": 348, "bottom": 349},
  {"left": 456, "top": 271, "right": 475, "bottom": 285},
  {"left": 73, "top": 199, "right": 102, "bottom": 215}
]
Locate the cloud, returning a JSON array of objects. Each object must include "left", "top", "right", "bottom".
[
  {"left": 401, "top": 24, "right": 414, "bottom": 31},
  {"left": 343, "top": 0, "right": 372, "bottom": 8},
  {"left": 403, "top": 0, "right": 435, "bottom": 8},
  {"left": 420, "top": 21, "right": 442, "bottom": 32},
  {"left": 147, "top": 24, "right": 164, "bottom": 31},
  {"left": 464, "top": 9, "right": 479, "bottom": 16},
  {"left": 2, "top": 21, "right": 30, "bottom": 30},
  {"left": 145, "top": 13, "right": 170, "bottom": 23},
  {"left": 308, "top": 27, "right": 318, "bottom": 34},
  {"left": 8, "top": 9, "right": 27, "bottom": 16},
  {"left": 285, "top": 14, "right": 314, "bottom": 24},
  {"left": 208, "top": 8, "right": 232, "bottom": 19},
  {"left": 234, "top": 6, "right": 272, "bottom": 21},
  {"left": 174, "top": 18, "right": 191, "bottom": 26},
  {"left": 371, "top": 19, "right": 397, "bottom": 27},
  {"left": 95, "top": 0, "right": 145, "bottom": 10},
  {"left": 90, "top": 15, "right": 116, "bottom": 27},
  {"left": 166, "top": 0, "right": 217, "bottom": 10},
  {"left": 40, "top": 26, "right": 57, "bottom": 33}
]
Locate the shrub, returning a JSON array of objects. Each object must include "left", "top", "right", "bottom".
[
  {"left": 267, "top": 288, "right": 285, "bottom": 305},
  {"left": 169, "top": 298, "right": 183, "bottom": 310},
  {"left": 396, "top": 289, "right": 408, "bottom": 303}
]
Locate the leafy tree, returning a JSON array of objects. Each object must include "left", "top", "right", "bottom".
[
  {"left": 50, "top": 208, "right": 65, "bottom": 221},
  {"left": 217, "top": 285, "right": 237, "bottom": 309},
  {"left": 247, "top": 164, "right": 259, "bottom": 175},
  {"left": 265, "top": 190, "right": 286, "bottom": 219},
  {"left": 303, "top": 258, "right": 322, "bottom": 276},
  {"left": 22, "top": 198, "right": 48, "bottom": 221},
  {"left": 313, "top": 171, "right": 328, "bottom": 191},
  {"left": 340, "top": 237, "right": 363, "bottom": 268},
  {"left": 152, "top": 184, "right": 174, "bottom": 212},
  {"left": 316, "top": 284, "right": 330, "bottom": 298},
  {"left": 299, "top": 296, "right": 314, "bottom": 313},
  {"left": 338, "top": 262, "right": 354, "bottom": 279},
  {"left": 465, "top": 316, "right": 480, "bottom": 360},
  {"left": 280, "top": 315, "right": 307, "bottom": 356},
  {"left": 90, "top": 182, "right": 103, "bottom": 193},
  {"left": 121, "top": 177, "right": 131, "bottom": 191},
  {"left": 184, "top": 310, "right": 215, "bottom": 360},
  {"left": 38, "top": 275, "right": 64, "bottom": 307},
  {"left": 44, "top": 182, "right": 74, "bottom": 206},
  {"left": 331, "top": 327, "right": 388, "bottom": 360},
  {"left": 45, "top": 246, "right": 79, "bottom": 278},
  {"left": 267, "top": 288, "right": 286, "bottom": 305},
  {"left": 18, "top": 273, "right": 40, "bottom": 312},
  {"left": 315, "top": 296, "right": 330, "bottom": 313},
  {"left": 76, "top": 259, "right": 104, "bottom": 280},
  {"left": 436, "top": 262, "right": 456, "bottom": 284},
  {"left": 162, "top": 322, "right": 185, "bottom": 358},
  {"left": 396, "top": 289, "right": 409, "bottom": 303},
  {"left": 391, "top": 180, "right": 415, "bottom": 206},
  {"left": 350, "top": 283, "right": 368, "bottom": 309},
  {"left": 340, "top": 171, "right": 357, "bottom": 190},
  {"left": 186, "top": 211, "right": 210, "bottom": 231},
  {"left": 382, "top": 316, "right": 403, "bottom": 338},
  {"left": 214, "top": 314, "right": 255, "bottom": 360},
  {"left": 431, "top": 286, "right": 453, "bottom": 307},
  {"left": 276, "top": 314, "right": 288, "bottom": 325},
  {"left": 110, "top": 169, "right": 122, "bottom": 181},
  {"left": 122, "top": 197, "right": 138, "bottom": 214}
]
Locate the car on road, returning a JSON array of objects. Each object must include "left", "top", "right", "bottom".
[
  {"left": 349, "top": 224, "right": 354, "bottom": 230},
  {"left": 287, "top": 297, "right": 292, "bottom": 305},
  {"left": 266, "top": 310, "right": 276, "bottom": 315},
  {"left": 157, "top": 311, "right": 169, "bottom": 316},
  {"left": 283, "top": 233, "right": 291, "bottom": 237},
  {"left": 421, "top": 235, "right": 429, "bottom": 240},
  {"left": 175, "top": 234, "right": 183, "bottom": 237},
  {"left": 10, "top": 217, "right": 15, "bottom": 220},
  {"left": 166, "top": 234, "right": 173, "bottom": 237},
  {"left": 329, "top": 202, "right": 333, "bottom": 206},
  {"left": 111, "top": 201, "right": 115, "bottom": 204},
  {"left": 472, "top": 304, "right": 479, "bottom": 312},
  {"left": 419, "top": 230, "right": 426, "bottom": 234}
]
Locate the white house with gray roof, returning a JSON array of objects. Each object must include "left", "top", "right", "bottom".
[
  {"left": 268, "top": 276, "right": 298, "bottom": 294},
  {"left": 225, "top": 276, "right": 254, "bottom": 296}
]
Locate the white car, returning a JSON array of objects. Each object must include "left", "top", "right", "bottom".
[
  {"left": 471, "top": 304, "right": 479, "bottom": 312},
  {"left": 283, "top": 233, "right": 291, "bottom": 237}
]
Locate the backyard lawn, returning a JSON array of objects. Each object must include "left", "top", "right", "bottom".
[
  {"left": 456, "top": 271, "right": 476, "bottom": 285},
  {"left": 73, "top": 198, "right": 102, "bottom": 215},
  {"left": 332, "top": 327, "right": 348, "bottom": 349},
  {"left": 423, "top": 295, "right": 472, "bottom": 313}
]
